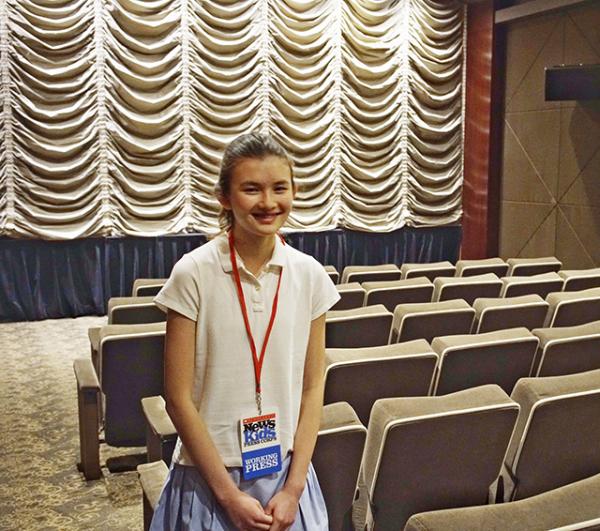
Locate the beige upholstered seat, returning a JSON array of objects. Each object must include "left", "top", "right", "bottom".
[
  {"left": 506, "top": 256, "right": 562, "bottom": 277},
  {"left": 404, "top": 472, "right": 600, "bottom": 531},
  {"left": 107, "top": 296, "right": 165, "bottom": 325},
  {"left": 324, "top": 340, "right": 438, "bottom": 425},
  {"left": 431, "top": 328, "right": 539, "bottom": 395},
  {"left": 326, "top": 304, "right": 393, "bottom": 348},
  {"left": 559, "top": 268, "right": 600, "bottom": 292},
  {"left": 324, "top": 265, "right": 339, "bottom": 284},
  {"left": 432, "top": 273, "right": 503, "bottom": 305},
  {"left": 132, "top": 278, "right": 167, "bottom": 297},
  {"left": 139, "top": 402, "right": 367, "bottom": 531},
  {"left": 532, "top": 320, "right": 600, "bottom": 377},
  {"left": 340, "top": 264, "right": 401, "bottom": 284},
  {"left": 496, "top": 369, "right": 600, "bottom": 502},
  {"left": 331, "top": 282, "right": 366, "bottom": 310},
  {"left": 472, "top": 294, "right": 549, "bottom": 334},
  {"left": 74, "top": 322, "right": 166, "bottom": 480},
  {"left": 312, "top": 402, "right": 367, "bottom": 531},
  {"left": 400, "top": 261, "right": 456, "bottom": 281},
  {"left": 362, "top": 277, "right": 434, "bottom": 311},
  {"left": 455, "top": 257, "right": 509, "bottom": 278},
  {"left": 544, "top": 287, "right": 600, "bottom": 328},
  {"left": 391, "top": 299, "right": 475, "bottom": 344},
  {"left": 500, "top": 272, "right": 563, "bottom": 299},
  {"left": 357, "top": 385, "right": 518, "bottom": 530}
]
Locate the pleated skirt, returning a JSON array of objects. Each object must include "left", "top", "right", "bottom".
[{"left": 149, "top": 455, "right": 329, "bottom": 531}]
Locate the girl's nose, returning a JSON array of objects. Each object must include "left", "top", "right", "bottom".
[{"left": 260, "top": 191, "right": 277, "bottom": 209}]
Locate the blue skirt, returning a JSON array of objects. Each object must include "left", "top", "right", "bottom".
[{"left": 149, "top": 455, "right": 329, "bottom": 530}]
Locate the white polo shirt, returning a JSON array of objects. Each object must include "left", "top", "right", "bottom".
[{"left": 154, "top": 233, "right": 340, "bottom": 467}]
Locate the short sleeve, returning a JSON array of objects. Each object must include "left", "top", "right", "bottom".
[
  {"left": 310, "top": 259, "right": 340, "bottom": 319},
  {"left": 154, "top": 254, "right": 200, "bottom": 321}
]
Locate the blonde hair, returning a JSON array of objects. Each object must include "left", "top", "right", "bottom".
[{"left": 215, "top": 132, "right": 294, "bottom": 230}]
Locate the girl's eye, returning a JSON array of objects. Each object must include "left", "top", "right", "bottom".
[
  {"left": 243, "top": 187, "right": 259, "bottom": 193},
  {"left": 275, "top": 185, "right": 288, "bottom": 192}
]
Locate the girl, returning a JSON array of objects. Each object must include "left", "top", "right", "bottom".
[{"left": 150, "top": 133, "right": 340, "bottom": 530}]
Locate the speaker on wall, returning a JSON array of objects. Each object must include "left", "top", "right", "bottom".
[{"left": 545, "top": 64, "right": 600, "bottom": 101}]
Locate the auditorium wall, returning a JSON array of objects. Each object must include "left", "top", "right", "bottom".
[{"left": 499, "top": 2, "right": 600, "bottom": 268}]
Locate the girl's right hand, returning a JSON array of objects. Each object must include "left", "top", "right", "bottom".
[{"left": 224, "top": 490, "right": 273, "bottom": 531}]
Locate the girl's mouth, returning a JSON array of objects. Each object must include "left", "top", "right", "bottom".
[{"left": 252, "top": 212, "right": 281, "bottom": 224}]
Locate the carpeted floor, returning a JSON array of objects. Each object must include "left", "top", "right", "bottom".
[{"left": 0, "top": 316, "right": 143, "bottom": 531}]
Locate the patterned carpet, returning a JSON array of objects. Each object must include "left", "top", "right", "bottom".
[{"left": 0, "top": 316, "right": 143, "bottom": 531}]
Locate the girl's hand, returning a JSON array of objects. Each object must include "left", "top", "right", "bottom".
[
  {"left": 223, "top": 490, "right": 273, "bottom": 531},
  {"left": 265, "top": 489, "right": 300, "bottom": 531}
]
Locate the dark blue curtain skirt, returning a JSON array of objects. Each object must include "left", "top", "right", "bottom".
[{"left": 0, "top": 226, "right": 461, "bottom": 322}]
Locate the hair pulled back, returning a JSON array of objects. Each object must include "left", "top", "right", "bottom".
[{"left": 215, "top": 132, "right": 294, "bottom": 229}]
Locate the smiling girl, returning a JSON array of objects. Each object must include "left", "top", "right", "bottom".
[{"left": 150, "top": 133, "right": 340, "bottom": 530}]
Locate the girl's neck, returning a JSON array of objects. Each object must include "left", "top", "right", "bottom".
[{"left": 231, "top": 226, "right": 276, "bottom": 276}]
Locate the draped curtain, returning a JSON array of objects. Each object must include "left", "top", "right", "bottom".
[{"left": 0, "top": 0, "right": 465, "bottom": 240}]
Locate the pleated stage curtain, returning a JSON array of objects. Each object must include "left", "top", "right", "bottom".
[
  {"left": 0, "top": 226, "right": 461, "bottom": 321},
  {"left": 0, "top": 0, "right": 465, "bottom": 239}
]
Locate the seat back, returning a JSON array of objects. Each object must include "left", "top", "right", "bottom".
[
  {"left": 108, "top": 296, "right": 166, "bottom": 325},
  {"left": 341, "top": 264, "right": 401, "bottom": 284},
  {"left": 473, "top": 295, "right": 548, "bottom": 333},
  {"left": 102, "top": 329, "right": 166, "bottom": 447},
  {"left": 534, "top": 322, "right": 600, "bottom": 377},
  {"left": 432, "top": 328, "right": 539, "bottom": 395},
  {"left": 404, "top": 473, "right": 600, "bottom": 531},
  {"left": 560, "top": 268, "right": 600, "bottom": 292},
  {"left": 507, "top": 257, "right": 562, "bottom": 276},
  {"left": 501, "top": 273, "right": 564, "bottom": 299},
  {"left": 132, "top": 278, "right": 167, "bottom": 298},
  {"left": 362, "top": 278, "right": 434, "bottom": 311},
  {"left": 400, "top": 261, "right": 456, "bottom": 281},
  {"left": 312, "top": 402, "right": 367, "bottom": 531},
  {"left": 326, "top": 305, "right": 393, "bottom": 348},
  {"left": 324, "top": 341, "right": 437, "bottom": 425},
  {"left": 545, "top": 288, "right": 600, "bottom": 328},
  {"left": 393, "top": 300, "right": 475, "bottom": 344},
  {"left": 455, "top": 258, "right": 509, "bottom": 278},
  {"left": 362, "top": 385, "right": 518, "bottom": 530},
  {"left": 506, "top": 369, "right": 600, "bottom": 501},
  {"left": 332, "top": 283, "right": 366, "bottom": 311},
  {"left": 433, "top": 274, "right": 503, "bottom": 305},
  {"left": 324, "top": 265, "right": 340, "bottom": 284}
]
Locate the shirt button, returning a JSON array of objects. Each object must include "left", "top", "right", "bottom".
[{"left": 255, "top": 285, "right": 261, "bottom": 291}]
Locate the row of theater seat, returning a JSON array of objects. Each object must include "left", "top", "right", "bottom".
[
  {"left": 74, "top": 313, "right": 600, "bottom": 483},
  {"left": 138, "top": 368, "right": 600, "bottom": 530}
]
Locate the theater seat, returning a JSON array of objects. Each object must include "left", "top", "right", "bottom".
[
  {"left": 362, "top": 277, "right": 434, "bottom": 311},
  {"left": 559, "top": 268, "right": 600, "bottom": 292},
  {"left": 532, "top": 320, "right": 600, "bottom": 377},
  {"left": 500, "top": 272, "right": 563, "bottom": 299},
  {"left": 341, "top": 264, "right": 401, "bottom": 284},
  {"left": 356, "top": 385, "right": 519, "bottom": 530},
  {"left": 472, "top": 294, "right": 548, "bottom": 334},
  {"left": 404, "top": 472, "right": 600, "bottom": 531},
  {"left": 326, "top": 305, "right": 393, "bottom": 348},
  {"left": 432, "top": 273, "right": 503, "bottom": 305},
  {"left": 431, "top": 328, "right": 539, "bottom": 395},
  {"left": 390, "top": 299, "right": 475, "bottom": 344},
  {"left": 324, "top": 265, "right": 340, "bottom": 284},
  {"left": 324, "top": 340, "right": 438, "bottom": 425},
  {"left": 455, "top": 257, "right": 509, "bottom": 278},
  {"left": 494, "top": 369, "right": 600, "bottom": 502},
  {"left": 400, "top": 261, "right": 456, "bottom": 281},
  {"left": 544, "top": 287, "right": 600, "bottom": 327},
  {"left": 331, "top": 282, "right": 366, "bottom": 310},
  {"left": 506, "top": 256, "right": 562, "bottom": 276},
  {"left": 107, "top": 296, "right": 165, "bottom": 325},
  {"left": 132, "top": 278, "right": 167, "bottom": 297}
]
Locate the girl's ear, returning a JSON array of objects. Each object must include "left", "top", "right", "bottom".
[{"left": 217, "top": 193, "right": 231, "bottom": 211}]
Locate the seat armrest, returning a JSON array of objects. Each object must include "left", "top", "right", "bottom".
[
  {"left": 142, "top": 396, "right": 176, "bottom": 438},
  {"left": 138, "top": 460, "right": 169, "bottom": 530},
  {"left": 74, "top": 358, "right": 100, "bottom": 391}
]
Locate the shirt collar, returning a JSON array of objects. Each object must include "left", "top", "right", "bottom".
[{"left": 217, "top": 232, "right": 286, "bottom": 274}]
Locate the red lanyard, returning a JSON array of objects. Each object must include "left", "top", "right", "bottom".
[{"left": 228, "top": 231, "right": 283, "bottom": 414}]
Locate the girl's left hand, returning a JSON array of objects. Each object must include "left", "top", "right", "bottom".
[{"left": 264, "top": 489, "right": 300, "bottom": 531}]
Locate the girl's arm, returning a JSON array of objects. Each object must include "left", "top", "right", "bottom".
[
  {"left": 265, "top": 312, "right": 327, "bottom": 531},
  {"left": 164, "top": 309, "right": 273, "bottom": 531}
]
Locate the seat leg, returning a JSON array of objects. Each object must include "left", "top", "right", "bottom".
[{"left": 77, "top": 386, "right": 101, "bottom": 480}]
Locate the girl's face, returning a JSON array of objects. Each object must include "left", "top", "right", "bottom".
[{"left": 219, "top": 155, "right": 296, "bottom": 240}]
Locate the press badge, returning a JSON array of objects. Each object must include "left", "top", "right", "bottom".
[{"left": 239, "top": 410, "right": 282, "bottom": 480}]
